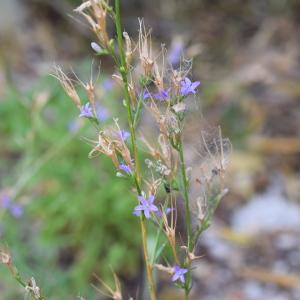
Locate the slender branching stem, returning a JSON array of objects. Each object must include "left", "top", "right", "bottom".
[
  {"left": 6, "top": 266, "right": 44, "bottom": 300},
  {"left": 114, "top": 1, "right": 156, "bottom": 299},
  {"left": 178, "top": 140, "right": 192, "bottom": 251},
  {"left": 178, "top": 137, "right": 192, "bottom": 299}
]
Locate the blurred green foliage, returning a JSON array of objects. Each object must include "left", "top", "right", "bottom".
[{"left": 0, "top": 73, "right": 141, "bottom": 299}]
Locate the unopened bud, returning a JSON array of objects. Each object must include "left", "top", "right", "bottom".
[{"left": 91, "top": 42, "right": 102, "bottom": 54}]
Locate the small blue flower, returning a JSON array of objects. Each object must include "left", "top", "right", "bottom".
[
  {"left": 79, "top": 103, "right": 94, "bottom": 118},
  {"left": 180, "top": 77, "right": 200, "bottom": 96},
  {"left": 1, "top": 194, "right": 23, "bottom": 219},
  {"left": 102, "top": 79, "right": 114, "bottom": 91},
  {"left": 133, "top": 195, "right": 158, "bottom": 219},
  {"left": 96, "top": 104, "right": 109, "bottom": 121},
  {"left": 155, "top": 207, "right": 175, "bottom": 218},
  {"left": 165, "top": 208, "right": 175, "bottom": 215},
  {"left": 1, "top": 194, "right": 11, "bottom": 209},
  {"left": 168, "top": 41, "right": 184, "bottom": 65},
  {"left": 143, "top": 89, "right": 151, "bottom": 100},
  {"left": 68, "top": 120, "right": 80, "bottom": 133},
  {"left": 154, "top": 88, "right": 170, "bottom": 101},
  {"left": 119, "top": 164, "right": 132, "bottom": 175},
  {"left": 118, "top": 130, "right": 130, "bottom": 141},
  {"left": 10, "top": 204, "right": 23, "bottom": 219},
  {"left": 172, "top": 265, "right": 188, "bottom": 283}
]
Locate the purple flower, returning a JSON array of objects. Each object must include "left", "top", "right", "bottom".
[
  {"left": 79, "top": 103, "right": 94, "bottom": 118},
  {"left": 102, "top": 79, "right": 114, "bottom": 91},
  {"left": 10, "top": 204, "right": 23, "bottom": 219},
  {"left": 1, "top": 194, "right": 11, "bottom": 209},
  {"left": 172, "top": 266, "right": 188, "bottom": 283},
  {"left": 154, "top": 88, "right": 170, "bottom": 101},
  {"left": 68, "top": 120, "right": 80, "bottom": 133},
  {"left": 166, "top": 208, "right": 175, "bottom": 215},
  {"left": 133, "top": 195, "right": 158, "bottom": 219},
  {"left": 168, "top": 41, "right": 184, "bottom": 65},
  {"left": 96, "top": 104, "right": 109, "bottom": 121},
  {"left": 119, "top": 164, "right": 132, "bottom": 175},
  {"left": 117, "top": 130, "right": 130, "bottom": 141},
  {"left": 143, "top": 89, "right": 151, "bottom": 100},
  {"left": 1, "top": 194, "right": 23, "bottom": 219},
  {"left": 180, "top": 77, "right": 200, "bottom": 96},
  {"left": 156, "top": 207, "right": 175, "bottom": 218}
]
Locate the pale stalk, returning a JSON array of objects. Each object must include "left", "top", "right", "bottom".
[
  {"left": 114, "top": 1, "right": 156, "bottom": 299},
  {"left": 178, "top": 138, "right": 192, "bottom": 299}
]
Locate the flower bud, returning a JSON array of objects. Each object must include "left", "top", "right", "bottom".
[{"left": 91, "top": 42, "right": 102, "bottom": 54}]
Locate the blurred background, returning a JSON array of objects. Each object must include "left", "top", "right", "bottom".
[{"left": 1, "top": 0, "right": 300, "bottom": 299}]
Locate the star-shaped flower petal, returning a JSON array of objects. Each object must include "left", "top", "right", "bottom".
[
  {"left": 79, "top": 103, "right": 94, "bottom": 118},
  {"left": 171, "top": 265, "right": 188, "bottom": 283},
  {"left": 133, "top": 195, "right": 158, "bottom": 219},
  {"left": 96, "top": 104, "right": 109, "bottom": 121},
  {"left": 10, "top": 204, "right": 23, "bottom": 219},
  {"left": 155, "top": 207, "right": 175, "bottom": 218},
  {"left": 154, "top": 88, "right": 170, "bottom": 101},
  {"left": 180, "top": 77, "right": 200, "bottom": 96},
  {"left": 119, "top": 163, "right": 132, "bottom": 175},
  {"left": 117, "top": 130, "right": 130, "bottom": 141},
  {"left": 143, "top": 89, "right": 152, "bottom": 100}
]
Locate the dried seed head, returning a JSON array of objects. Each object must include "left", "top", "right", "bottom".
[
  {"left": 0, "top": 250, "right": 11, "bottom": 265},
  {"left": 142, "top": 134, "right": 177, "bottom": 180},
  {"left": 123, "top": 31, "right": 133, "bottom": 66},
  {"left": 75, "top": 0, "right": 109, "bottom": 47},
  {"left": 154, "top": 264, "right": 173, "bottom": 275},
  {"left": 171, "top": 58, "right": 193, "bottom": 95},
  {"left": 165, "top": 110, "right": 181, "bottom": 135},
  {"left": 138, "top": 19, "right": 154, "bottom": 77},
  {"left": 92, "top": 272, "right": 123, "bottom": 300},
  {"left": 53, "top": 67, "right": 81, "bottom": 108},
  {"left": 161, "top": 202, "right": 180, "bottom": 264},
  {"left": 181, "top": 246, "right": 202, "bottom": 262},
  {"left": 145, "top": 178, "right": 162, "bottom": 196},
  {"left": 197, "top": 126, "right": 232, "bottom": 187},
  {"left": 66, "top": 63, "right": 101, "bottom": 111},
  {"left": 112, "top": 73, "right": 123, "bottom": 86},
  {"left": 88, "top": 131, "right": 120, "bottom": 168},
  {"left": 74, "top": 0, "right": 92, "bottom": 12},
  {"left": 88, "top": 121, "right": 133, "bottom": 170},
  {"left": 82, "top": 80, "right": 96, "bottom": 109},
  {"left": 196, "top": 196, "right": 206, "bottom": 222},
  {"left": 25, "top": 277, "right": 41, "bottom": 300},
  {"left": 153, "top": 45, "right": 167, "bottom": 90},
  {"left": 172, "top": 102, "right": 186, "bottom": 113},
  {"left": 127, "top": 75, "right": 137, "bottom": 108}
]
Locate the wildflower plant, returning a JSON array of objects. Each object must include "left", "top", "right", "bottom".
[
  {"left": 0, "top": 249, "right": 43, "bottom": 300},
  {"left": 55, "top": 0, "right": 231, "bottom": 299}
]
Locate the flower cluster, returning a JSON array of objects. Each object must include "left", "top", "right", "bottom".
[
  {"left": 1, "top": 194, "right": 23, "bottom": 219},
  {"left": 56, "top": 1, "right": 230, "bottom": 299}
]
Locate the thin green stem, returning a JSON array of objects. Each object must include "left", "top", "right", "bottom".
[
  {"left": 114, "top": 1, "right": 156, "bottom": 299},
  {"left": 184, "top": 291, "right": 189, "bottom": 300},
  {"left": 7, "top": 266, "right": 44, "bottom": 300},
  {"left": 114, "top": 0, "right": 140, "bottom": 184},
  {"left": 178, "top": 138, "right": 192, "bottom": 298},
  {"left": 151, "top": 193, "right": 171, "bottom": 264},
  {"left": 178, "top": 140, "right": 192, "bottom": 251}
]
